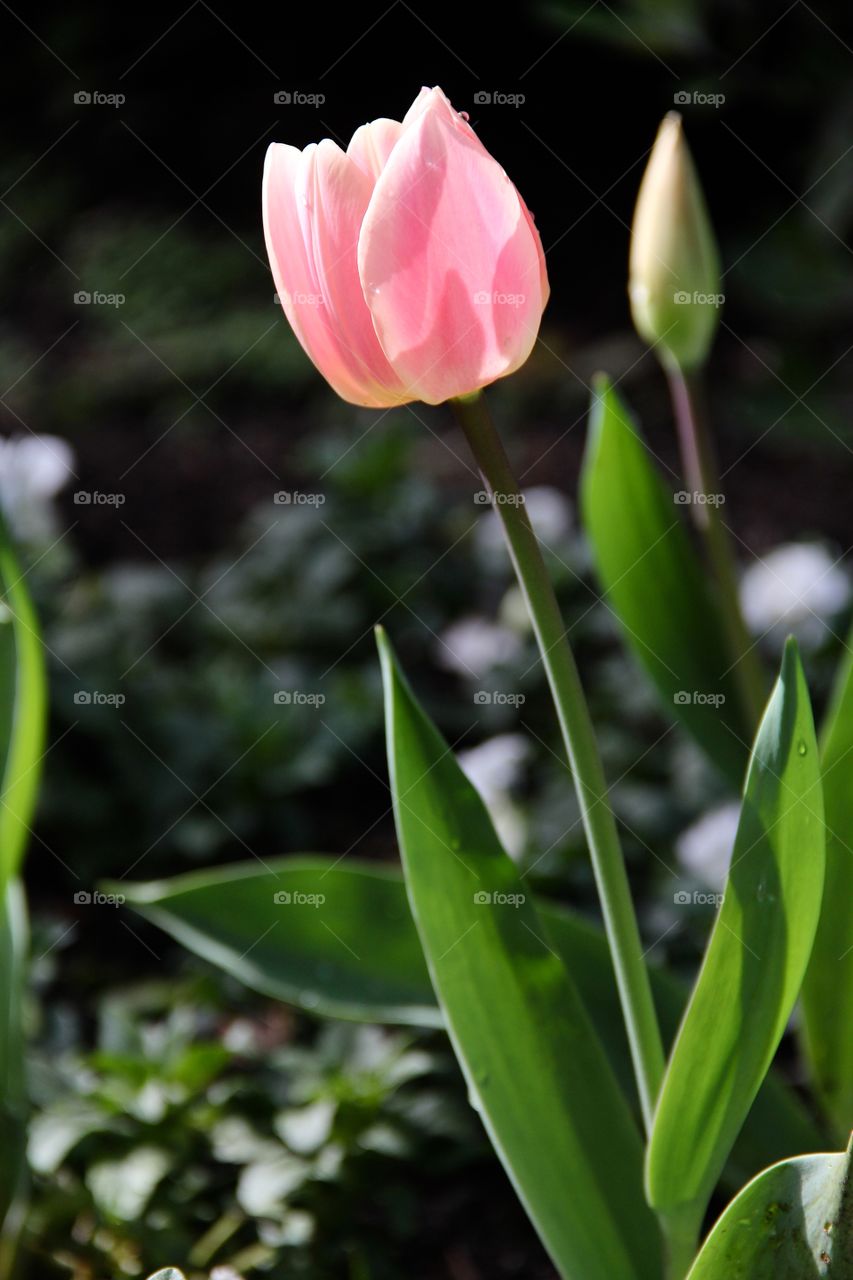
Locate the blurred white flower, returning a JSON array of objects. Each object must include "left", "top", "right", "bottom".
[
  {"left": 0, "top": 434, "right": 75, "bottom": 542},
  {"left": 740, "top": 542, "right": 850, "bottom": 649},
  {"left": 437, "top": 616, "right": 522, "bottom": 677},
  {"left": 476, "top": 485, "right": 572, "bottom": 560},
  {"left": 458, "top": 734, "right": 530, "bottom": 858},
  {"left": 675, "top": 801, "right": 740, "bottom": 891}
]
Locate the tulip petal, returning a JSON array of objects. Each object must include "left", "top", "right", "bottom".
[
  {"left": 263, "top": 142, "right": 410, "bottom": 408},
  {"left": 347, "top": 118, "right": 403, "bottom": 181},
  {"left": 358, "top": 92, "right": 548, "bottom": 405}
]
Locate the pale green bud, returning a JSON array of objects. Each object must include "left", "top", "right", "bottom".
[{"left": 629, "top": 113, "right": 722, "bottom": 372}]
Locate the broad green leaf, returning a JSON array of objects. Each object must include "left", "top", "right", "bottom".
[
  {"left": 802, "top": 637, "right": 853, "bottom": 1139},
  {"left": 580, "top": 376, "right": 750, "bottom": 785},
  {"left": 377, "top": 627, "right": 660, "bottom": 1280},
  {"left": 686, "top": 1139, "right": 853, "bottom": 1279},
  {"left": 0, "top": 512, "right": 47, "bottom": 892},
  {"left": 118, "top": 857, "right": 821, "bottom": 1192},
  {"left": 646, "top": 640, "right": 825, "bottom": 1232}
]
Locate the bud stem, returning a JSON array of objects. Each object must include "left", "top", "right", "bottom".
[
  {"left": 451, "top": 390, "right": 665, "bottom": 1135},
  {"left": 667, "top": 368, "right": 766, "bottom": 731}
]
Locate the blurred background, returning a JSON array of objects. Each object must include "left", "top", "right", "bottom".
[{"left": 2, "top": 0, "right": 853, "bottom": 1275}]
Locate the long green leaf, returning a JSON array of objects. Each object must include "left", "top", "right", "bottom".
[
  {"left": 646, "top": 639, "right": 825, "bottom": 1234},
  {"left": 580, "top": 376, "right": 749, "bottom": 785},
  {"left": 686, "top": 1138, "right": 853, "bottom": 1279},
  {"left": 117, "top": 855, "right": 821, "bottom": 1190},
  {"left": 802, "top": 638, "right": 853, "bottom": 1139},
  {"left": 0, "top": 513, "right": 47, "bottom": 892},
  {"left": 377, "top": 627, "right": 660, "bottom": 1280}
]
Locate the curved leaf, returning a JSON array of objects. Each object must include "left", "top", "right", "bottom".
[
  {"left": 580, "top": 376, "right": 749, "bottom": 785},
  {"left": 802, "top": 638, "right": 853, "bottom": 1138},
  {"left": 0, "top": 513, "right": 47, "bottom": 893},
  {"left": 686, "top": 1139, "right": 853, "bottom": 1279},
  {"left": 377, "top": 628, "right": 660, "bottom": 1280},
  {"left": 118, "top": 857, "right": 821, "bottom": 1191},
  {"left": 646, "top": 639, "right": 825, "bottom": 1231}
]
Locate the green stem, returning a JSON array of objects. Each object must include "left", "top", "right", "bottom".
[
  {"left": 451, "top": 390, "right": 665, "bottom": 1134},
  {"left": 666, "top": 367, "right": 766, "bottom": 731},
  {"left": 660, "top": 1205, "right": 702, "bottom": 1280}
]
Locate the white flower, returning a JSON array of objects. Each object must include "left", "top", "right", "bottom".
[
  {"left": 458, "top": 734, "right": 530, "bottom": 857},
  {"left": 437, "top": 616, "right": 522, "bottom": 677},
  {"left": 740, "top": 542, "right": 850, "bottom": 649},
  {"left": 0, "top": 434, "right": 75, "bottom": 541},
  {"left": 675, "top": 801, "right": 740, "bottom": 891},
  {"left": 476, "top": 485, "right": 573, "bottom": 560}
]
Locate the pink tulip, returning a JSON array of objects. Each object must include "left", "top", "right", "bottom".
[{"left": 263, "top": 87, "right": 549, "bottom": 407}]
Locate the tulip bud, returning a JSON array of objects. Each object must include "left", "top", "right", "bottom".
[{"left": 628, "top": 114, "right": 721, "bottom": 372}]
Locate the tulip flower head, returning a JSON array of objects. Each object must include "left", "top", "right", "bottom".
[
  {"left": 263, "top": 87, "right": 549, "bottom": 407},
  {"left": 629, "top": 113, "right": 721, "bottom": 373}
]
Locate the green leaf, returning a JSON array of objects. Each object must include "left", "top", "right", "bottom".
[
  {"left": 802, "top": 638, "right": 853, "bottom": 1138},
  {"left": 118, "top": 857, "right": 821, "bottom": 1193},
  {"left": 376, "top": 627, "right": 661, "bottom": 1280},
  {"left": 580, "top": 376, "right": 749, "bottom": 785},
  {"left": 646, "top": 639, "right": 825, "bottom": 1232},
  {"left": 0, "top": 514, "right": 47, "bottom": 892},
  {"left": 686, "top": 1138, "right": 853, "bottom": 1279}
]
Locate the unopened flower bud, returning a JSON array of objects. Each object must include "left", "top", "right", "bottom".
[{"left": 629, "top": 113, "right": 721, "bottom": 372}]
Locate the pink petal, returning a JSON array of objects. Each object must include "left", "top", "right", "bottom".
[
  {"left": 347, "top": 117, "right": 403, "bottom": 182},
  {"left": 357, "top": 91, "right": 549, "bottom": 405},
  {"left": 263, "top": 142, "right": 410, "bottom": 408}
]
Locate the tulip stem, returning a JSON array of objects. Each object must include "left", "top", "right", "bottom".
[
  {"left": 667, "top": 367, "right": 766, "bottom": 731},
  {"left": 451, "top": 390, "right": 665, "bottom": 1135}
]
